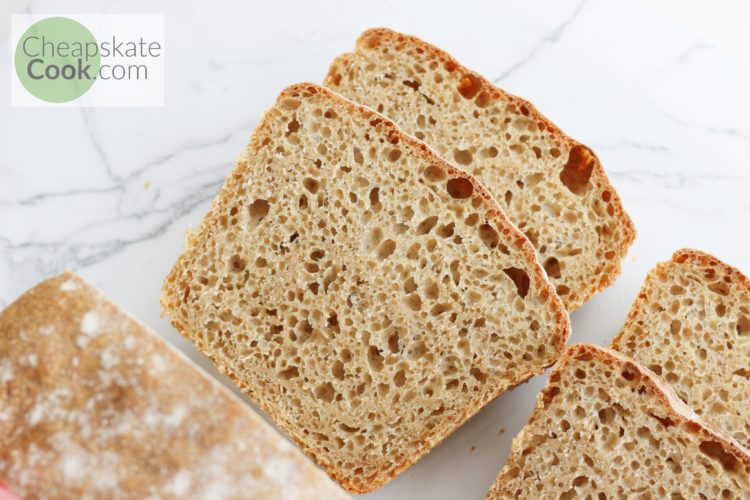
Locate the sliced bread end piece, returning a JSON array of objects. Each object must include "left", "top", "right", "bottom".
[
  {"left": 611, "top": 249, "right": 750, "bottom": 449},
  {"left": 325, "top": 27, "right": 636, "bottom": 311},
  {"left": 162, "top": 82, "right": 570, "bottom": 492},
  {"left": 488, "top": 343, "right": 750, "bottom": 499},
  {"left": 0, "top": 272, "right": 347, "bottom": 499}
]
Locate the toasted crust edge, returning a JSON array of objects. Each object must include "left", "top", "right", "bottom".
[
  {"left": 161, "top": 82, "right": 571, "bottom": 493},
  {"left": 324, "top": 27, "right": 637, "bottom": 311},
  {"left": 487, "top": 343, "right": 750, "bottom": 497}
]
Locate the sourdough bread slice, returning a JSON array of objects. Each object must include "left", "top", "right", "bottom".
[
  {"left": 0, "top": 272, "right": 346, "bottom": 499},
  {"left": 488, "top": 344, "right": 750, "bottom": 498},
  {"left": 161, "top": 83, "right": 570, "bottom": 493},
  {"left": 611, "top": 249, "right": 750, "bottom": 449},
  {"left": 324, "top": 28, "right": 636, "bottom": 311}
]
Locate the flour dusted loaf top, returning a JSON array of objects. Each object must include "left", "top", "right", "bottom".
[
  {"left": 161, "top": 83, "right": 570, "bottom": 492},
  {"left": 611, "top": 249, "right": 750, "bottom": 449},
  {"left": 0, "top": 272, "right": 346, "bottom": 499},
  {"left": 487, "top": 344, "right": 750, "bottom": 498},
  {"left": 325, "top": 28, "right": 635, "bottom": 311}
]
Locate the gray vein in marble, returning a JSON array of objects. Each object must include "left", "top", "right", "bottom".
[
  {"left": 595, "top": 140, "right": 672, "bottom": 153},
  {"left": 674, "top": 42, "right": 713, "bottom": 64},
  {"left": 3, "top": 122, "right": 255, "bottom": 207},
  {"left": 641, "top": 92, "right": 750, "bottom": 143},
  {"left": 80, "top": 106, "right": 118, "bottom": 181},
  {"left": 491, "top": 0, "right": 586, "bottom": 83},
  {"left": 608, "top": 168, "right": 742, "bottom": 189},
  {"left": 0, "top": 174, "right": 223, "bottom": 306}
]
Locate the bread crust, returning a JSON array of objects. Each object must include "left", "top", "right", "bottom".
[
  {"left": 162, "top": 82, "right": 570, "bottom": 493},
  {"left": 488, "top": 343, "right": 750, "bottom": 497},
  {"left": 0, "top": 272, "right": 347, "bottom": 499},
  {"left": 325, "top": 28, "right": 637, "bottom": 311}
]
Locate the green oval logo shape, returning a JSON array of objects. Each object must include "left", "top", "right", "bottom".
[{"left": 15, "top": 17, "right": 101, "bottom": 103}]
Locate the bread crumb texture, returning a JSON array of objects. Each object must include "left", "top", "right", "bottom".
[
  {"left": 488, "top": 344, "right": 750, "bottom": 499},
  {"left": 612, "top": 249, "right": 750, "bottom": 449},
  {"left": 161, "top": 83, "right": 569, "bottom": 493},
  {"left": 325, "top": 28, "right": 636, "bottom": 310},
  {"left": 0, "top": 272, "right": 346, "bottom": 499}
]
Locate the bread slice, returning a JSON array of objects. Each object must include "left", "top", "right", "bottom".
[
  {"left": 0, "top": 272, "right": 347, "bottom": 499},
  {"left": 161, "top": 82, "right": 570, "bottom": 493},
  {"left": 324, "top": 28, "right": 636, "bottom": 311},
  {"left": 611, "top": 249, "right": 750, "bottom": 449},
  {"left": 487, "top": 343, "right": 750, "bottom": 498}
]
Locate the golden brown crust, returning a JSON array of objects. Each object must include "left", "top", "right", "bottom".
[
  {"left": 162, "top": 82, "right": 570, "bottom": 493},
  {"left": 0, "top": 272, "right": 347, "bottom": 499},
  {"left": 326, "top": 28, "right": 636, "bottom": 311},
  {"left": 488, "top": 344, "right": 750, "bottom": 497}
]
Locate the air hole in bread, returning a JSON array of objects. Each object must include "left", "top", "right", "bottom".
[
  {"left": 437, "top": 222, "right": 455, "bottom": 238},
  {"left": 404, "top": 294, "right": 422, "bottom": 311},
  {"left": 470, "top": 367, "right": 488, "bottom": 383},
  {"left": 388, "top": 149, "right": 402, "bottom": 162},
  {"left": 621, "top": 366, "right": 638, "bottom": 381},
  {"left": 737, "top": 315, "right": 750, "bottom": 336},
  {"left": 303, "top": 177, "right": 320, "bottom": 194},
  {"left": 478, "top": 223, "right": 500, "bottom": 250},
  {"left": 544, "top": 257, "right": 562, "bottom": 279},
  {"left": 377, "top": 240, "right": 396, "bottom": 260},
  {"left": 416, "top": 216, "right": 439, "bottom": 235},
  {"left": 403, "top": 79, "right": 420, "bottom": 91},
  {"left": 368, "top": 346, "right": 384, "bottom": 371},
  {"left": 387, "top": 332, "right": 401, "bottom": 353},
  {"left": 229, "top": 254, "right": 247, "bottom": 273},
  {"left": 408, "top": 341, "right": 428, "bottom": 360},
  {"left": 699, "top": 440, "right": 739, "bottom": 473},
  {"left": 314, "top": 382, "right": 335, "bottom": 403},
  {"left": 559, "top": 145, "right": 595, "bottom": 196},
  {"left": 424, "top": 279, "right": 439, "bottom": 300},
  {"left": 480, "top": 146, "right": 498, "bottom": 159},
  {"left": 708, "top": 281, "right": 730, "bottom": 296},
  {"left": 669, "top": 285, "right": 685, "bottom": 295},
  {"left": 453, "top": 149, "right": 473, "bottom": 166},
  {"left": 475, "top": 91, "right": 492, "bottom": 108},
  {"left": 446, "top": 178, "right": 473, "bottom": 199},
  {"left": 287, "top": 119, "right": 301, "bottom": 134},
  {"left": 503, "top": 268, "right": 530, "bottom": 299},
  {"left": 369, "top": 187, "right": 381, "bottom": 208},
  {"left": 364, "top": 227, "right": 384, "bottom": 251},
  {"left": 423, "top": 165, "right": 447, "bottom": 182},
  {"left": 457, "top": 74, "right": 482, "bottom": 99},
  {"left": 430, "top": 303, "right": 450, "bottom": 316},
  {"left": 403, "top": 277, "right": 417, "bottom": 294},
  {"left": 279, "top": 366, "right": 299, "bottom": 380},
  {"left": 248, "top": 199, "right": 270, "bottom": 227}
]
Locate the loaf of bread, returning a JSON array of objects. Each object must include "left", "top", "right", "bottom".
[
  {"left": 161, "top": 83, "right": 570, "bottom": 492},
  {"left": 324, "top": 28, "right": 635, "bottom": 311},
  {"left": 0, "top": 272, "right": 347, "bottom": 499},
  {"left": 611, "top": 249, "right": 750, "bottom": 449},
  {"left": 488, "top": 344, "right": 750, "bottom": 498}
]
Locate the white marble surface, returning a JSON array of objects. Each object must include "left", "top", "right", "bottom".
[{"left": 2, "top": 1, "right": 750, "bottom": 498}]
